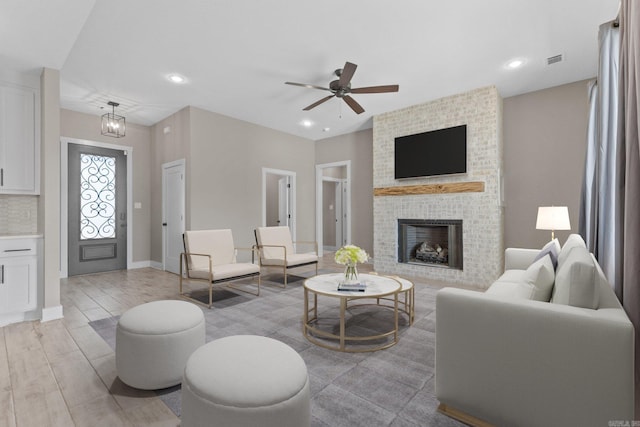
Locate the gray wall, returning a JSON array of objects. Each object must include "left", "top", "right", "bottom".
[
  {"left": 149, "top": 106, "right": 315, "bottom": 261},
  {"left": 503, "top": 79, "right": 590, "bottom": 249},
  {"left": 316, "top": 129, "right": 374, "bottom": 256},
  {"left": 60, "top": 108, "right": 152, "bottom": 264}
]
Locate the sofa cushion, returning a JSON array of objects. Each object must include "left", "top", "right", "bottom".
[
  {"left": 557, "top": 233, "right": 586, "bottom": 268},
  {"left": 533, "top": 238, "right": 560, "bottom": 270},
  {"left": 551, "top": 245, "right": 600, "bottom": 309},
  {"left": 487, "top": 255, "right": 555, "bottom": 301}
]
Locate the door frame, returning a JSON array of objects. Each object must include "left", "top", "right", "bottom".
[
  {"left": 316, "top": 161, "right": 351, "bottom": 256},
  {"left": 60, "top": 137, "right": 134, "bottom": 278},
  {"left": 162, "top": 159, "right": 186, "bottom": 273},
  {"left": 261, "top": 167, "right": 296, "bottom": 242}
]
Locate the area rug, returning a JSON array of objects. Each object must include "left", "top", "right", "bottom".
[{"left": 90, "top": 272, "right": 463, "bottom": 427}]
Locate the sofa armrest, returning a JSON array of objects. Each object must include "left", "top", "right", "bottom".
[
  {"left": 504, "top": 247, "right": 539, "bottom": 270},
  {"left": 435, "top": 288, "right": 634, "bottom": 427}
]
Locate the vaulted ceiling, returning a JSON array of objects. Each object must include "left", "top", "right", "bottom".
[{"left": 0, "top": 0, "right": 619, "bottom": 139}]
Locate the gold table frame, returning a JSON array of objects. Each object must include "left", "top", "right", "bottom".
[{"left": 303, "top": 273, "right": 402, "bottom": 353}]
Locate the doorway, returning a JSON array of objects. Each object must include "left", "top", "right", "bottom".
[
  {"left": 316, "top": 161, "right": 351, "bottom": 256},
  {"left": 162, "top": 159, "right": 186, "bottom": 274},
  {"left": 67, "top": 143, "right": 127, "bottom": 276},
  {"left": 322, "top": 177, "right": 347, "bottom": 250},
  {"left": 262, "top": 168, "right": 296, "bottom": 240},
  {"left": 60, "top": 137, "right": 134, "bottom": 279}
]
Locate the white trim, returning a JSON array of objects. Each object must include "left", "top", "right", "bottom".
[
  {"left": 315, "top": 161, "right": 352, "bottom": 257},
  {"left": 60, "top": 137, "right": 134, "bottom": 278},
  {"left": 150, "top": 261, "right": 164, "bottom": 270},
  {"left": 162, "top": 159, "right": 186, "bottom": 273},
  {"left": 129, "top": 260, "right": 151, "bottom": 269},
  {"left": 41, "top": 305, "right": 64, "bottom": 322},
  {"left": 261, "top": 167, "right": 297, "bottom": 242}
]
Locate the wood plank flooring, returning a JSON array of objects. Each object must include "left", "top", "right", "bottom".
[{"left": 0, "top": 254, "right": 356, "bottom": 427}]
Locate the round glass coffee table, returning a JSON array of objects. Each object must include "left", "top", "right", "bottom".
[{"left": 303, "top": 273, "right": 402, "bottom": 352}]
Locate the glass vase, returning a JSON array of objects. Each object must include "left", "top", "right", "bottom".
[{"left": 343, "top": 261, "right": 359, "bottom": 284}]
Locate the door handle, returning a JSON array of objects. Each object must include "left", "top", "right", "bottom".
[
  {"left": 1, "top": 168, "right": 3, "bottom": 186},
  {"left": 1, "top": 265, "right": 4, "bottom": 284},
  {"left": 162, "top": 223, "right": 167, "bottom": 226}
]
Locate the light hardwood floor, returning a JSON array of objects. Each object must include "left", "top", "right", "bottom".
[{"left": 0, "top": 253, "right": 357, "bottom": 427}]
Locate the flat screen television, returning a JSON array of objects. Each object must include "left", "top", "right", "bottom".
[{"left": 394, "top": 124, "right": 467, "bottom": 179}]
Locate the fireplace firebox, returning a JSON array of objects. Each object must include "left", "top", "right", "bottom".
[{"left": 398, "top": 219, "right": 463, "bottom": 269}]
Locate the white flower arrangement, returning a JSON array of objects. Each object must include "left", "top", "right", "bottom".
[{"left": 334, "top": 245, "right": 369, "bottom": 265}]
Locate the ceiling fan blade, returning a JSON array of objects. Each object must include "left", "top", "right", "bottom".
[
  {"left": 351, "top": 84, "right": 399, "bottom": 94},
  {"left": 338, "top": 62, "right": 357, "bottom": 87},
  {"left": 285, "top": 82, "right": 332, "bottom": 92},
  {"left": 343, "top": 95, "right": 365, "bottom": 114},
  {"left": 303, "top": 95, "right": 335, "bottom": 111}
]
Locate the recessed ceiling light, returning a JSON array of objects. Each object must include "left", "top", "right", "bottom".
[
  {"left": 301, "top": 119, "right": 313, "bottom": 128},
  {"left": 168, "top": 74, "right": 186, "bottom": 84},
  {"left": 506, "top": 59, "right": 524, "bottom": 69}
]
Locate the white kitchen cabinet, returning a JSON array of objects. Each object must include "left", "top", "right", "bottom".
[
  {"left": 0, "top": 236, "right": 40, "bottom": 325},
  {"left": 0, "top": 83, "right": 39, "bottom": 194},
  {"left": 0, "top": 256, "right": 37, "bottom": 313}
]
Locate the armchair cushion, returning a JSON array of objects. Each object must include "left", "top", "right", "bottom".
[
  {"left": 255, "top": 226, "right": 295, "bottom": 260},
  {"left": 259, "top": 252, "right": 318, "bottom": 267},
  {"left": 185, "top": 230, "right": 236, "bottom": 269},
  {"left": 189, "top": 263, "right": 260, "bottom": 281}
]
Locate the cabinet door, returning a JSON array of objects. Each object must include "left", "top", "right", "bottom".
[
  {"left": 0, "top": 85, "right": 38, "bottom": 194},
  {"left": 0, "top": 257, "right": 37, "bottom": 313}
]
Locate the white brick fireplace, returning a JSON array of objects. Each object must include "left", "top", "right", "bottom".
[{"left": 373, "top": 86, "right": 504, "bottom": 288}]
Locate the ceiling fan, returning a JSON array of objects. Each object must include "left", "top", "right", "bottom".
[{"left": 285, "top": 61, "right": 399, "bottom": 115}]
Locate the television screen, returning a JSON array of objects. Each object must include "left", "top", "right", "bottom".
[{"left": 394, "top": 125, "right": 467, "bottom": 179}]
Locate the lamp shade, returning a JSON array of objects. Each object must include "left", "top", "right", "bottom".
[{"left": 536, "top": 206, "right": 571, "bottom": 231}]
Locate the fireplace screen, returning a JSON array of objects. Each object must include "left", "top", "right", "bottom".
[{"left": 398, "top": 219, "right": 463, "bottom": 269}]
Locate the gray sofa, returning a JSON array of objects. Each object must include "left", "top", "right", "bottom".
[{"left": 435, "top": 234, "right": 635, "bottom": 427}]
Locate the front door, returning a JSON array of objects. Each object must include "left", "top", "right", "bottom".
[{"left": 68, "top": 144, "right": 127, "bottom": 276}]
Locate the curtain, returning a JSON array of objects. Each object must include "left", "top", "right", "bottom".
[
  {"left": 578, "top": 21, "right": 621, "bottom": 288},
  {"left": 619, "top": 0, "right": 640, "bottom": 418},
  {"left": 580, "top": 1, "right": 640, "bottom": 416}
]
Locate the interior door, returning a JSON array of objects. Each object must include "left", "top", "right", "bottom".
[
  {"left": 278, "top": 176, "right": 291, "bottom": 228},
  {"left": 68, "top": 144, "right": 127, "bottom": 276},
  {"left": 163, "top": 161, "right": 185, "bottom": 274},
  {"left": 335, "top": 180, "right": 344, "bottom": 247}
]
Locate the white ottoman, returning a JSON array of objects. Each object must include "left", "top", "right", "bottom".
[
  {"left": 116, "top": 300, "right": 205, "bottom": 390},
  {"left": 181, "top": 335, "right": 310, "bottom": 427}
]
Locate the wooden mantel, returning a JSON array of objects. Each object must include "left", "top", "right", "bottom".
[{"left": 373, "top": 181, "right": 484, "bottom": 196}]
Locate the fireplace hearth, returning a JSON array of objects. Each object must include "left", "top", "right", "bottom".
[{"left": 398, "top": 219, "right": 463, "bottom": 269}]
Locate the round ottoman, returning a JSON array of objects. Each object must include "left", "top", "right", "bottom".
[
  {"left": 181, "top": 335, "right": 310, "bottom": 427},
  {"left": 116, "top": 300, "right": 205, "bottom": 390}
]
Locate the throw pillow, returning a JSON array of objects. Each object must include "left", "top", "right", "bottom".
[
  {"left": 486, "top": 255, "right": 554, "bottom": 302},
  {"left": 522, "top": 254, "right": 555, "bottom": 301},
  {"left": 551, "top": 245, "right": 600, "bottom": 309},
  {"left": 557, "top": 233, "right": 587, "bottom": 268},
  {"left": 534, "top": 238, "right": 560, "bottom": 270}
]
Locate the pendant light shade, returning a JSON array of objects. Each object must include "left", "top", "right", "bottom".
[{"left": 101, "top": 101, "right": 126, "bottom": 138}]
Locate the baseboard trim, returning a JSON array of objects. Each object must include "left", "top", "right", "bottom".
[
  {"left": 437, "top": 403, "right": 494, "bottom": 427},
  {"left": 129, "top": 260, "right": 151, "bottom": 269},
  {"left": 41, "top": 305, "right": 64, "bottom": 322},
  {"left": 150, "top": 261, "right": 164, "bottom": 270}
]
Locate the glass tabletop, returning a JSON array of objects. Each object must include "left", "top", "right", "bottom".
[{"left": 304, "top": 273, "right": 401, "bottom": 297}]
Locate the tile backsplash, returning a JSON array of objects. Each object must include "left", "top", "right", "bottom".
[{"left": 0, "top": 195, "right": 38, "bottom": 234}]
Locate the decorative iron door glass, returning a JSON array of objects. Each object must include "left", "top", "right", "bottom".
[{"left": 68, "top": 144, "right": 127, "bottom": 276}]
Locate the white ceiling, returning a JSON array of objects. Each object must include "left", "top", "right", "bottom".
[{"left": 1, "top": 0, "right": 619, "bottom": 140}]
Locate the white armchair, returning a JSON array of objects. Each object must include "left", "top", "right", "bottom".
[
  {"left": 254, "top": 226, "right": 318, "bottom": 287},
  {"left": 180, "top": 229, "right": 260, "bottom": 308}
]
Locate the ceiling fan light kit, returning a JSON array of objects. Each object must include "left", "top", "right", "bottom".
[{"left": 285, "top": 61, "right": 399, "bottom": 115}]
